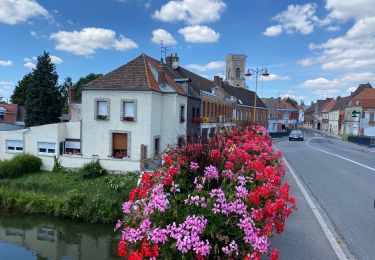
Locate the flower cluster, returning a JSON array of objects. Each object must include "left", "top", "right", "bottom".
[{"left": 117, "top": 125, "right": 296, "bottom": 259}]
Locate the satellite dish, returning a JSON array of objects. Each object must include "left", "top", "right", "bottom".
[{"left": 172, "top": 61, "right": 179, "bottom": 69}]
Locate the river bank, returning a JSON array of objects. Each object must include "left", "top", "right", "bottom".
[{"left": 0, "top": 170, "right": 138, "bottom": 223}]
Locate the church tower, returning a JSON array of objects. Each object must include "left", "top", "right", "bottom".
[{"left": 225, "top": 54, "right": 247, "bottom": 88}]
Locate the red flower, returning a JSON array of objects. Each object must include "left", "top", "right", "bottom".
[
  {"left": 128, "top": 250, "right": 143, "bottom": 260},
  {"left": 270, "top": 248, "right": 279, "bottom": 260},
  {"left": 117, "top": 240, "right": 127, "bottom": 257},
  {"left": 210, "top": 149, "right": 221, "bottom": 161}
]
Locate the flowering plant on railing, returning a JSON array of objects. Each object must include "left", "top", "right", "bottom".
[
  {"left": 116, "top": 125, "right": 296, "bottom": 259},
  {"left": 192, "top": 117, "right": 203, "bottom": 123},
  {"left": 202, "top": 117, "right": 209, "bottom": 123}
]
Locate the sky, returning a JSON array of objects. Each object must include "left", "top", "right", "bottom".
[{"left": 1, "top": 0, "right": 375, "bottom": 104}]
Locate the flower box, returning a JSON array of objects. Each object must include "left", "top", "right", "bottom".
[
  {"left": 96, "top": 115, "right": 108, "bottom": 120},
  {"left": 192, "top": 117, "right": 203, "bottom": 123},
  {"left": 124, "top": 116, "right": 135, "bottom": 121}
]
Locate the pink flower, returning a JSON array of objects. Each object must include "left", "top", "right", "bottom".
[
  {"left": 204, "top": 165, "right": 219, "bottom": 180},
  {"left": 190, "top": 162, "right": 199, "bottom": 170}
]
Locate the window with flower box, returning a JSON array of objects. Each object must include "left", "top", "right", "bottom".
[
  {"left": 112, "top": 133, "right": 128, "bottom": 159},
  {"left": 64, "top": 139, "right": 81, "bottom": 155},
  {"left": 96, "top": 100, "right": 109, "bottom": 120},
  {"left": 123, "top": 100, "right": 136, "bottom": 121}
]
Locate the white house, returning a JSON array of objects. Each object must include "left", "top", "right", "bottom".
[{"left": 0, "top": 54, "right": 188, "bottom": 171}]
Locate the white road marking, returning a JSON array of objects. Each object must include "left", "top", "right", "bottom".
[
  {"left": 306, "top": 138, "right": 375, "bottom": 172},
  {"left": 283, "top": 157, "right": 348, "bottom": 260}
]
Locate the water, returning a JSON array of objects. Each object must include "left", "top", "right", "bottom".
[{"left": 0, "top": 214, "right": 121, "bottom": 260}]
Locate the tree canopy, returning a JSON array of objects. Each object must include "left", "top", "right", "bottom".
[
  {"left": 25, "top": 52, "right": 63, "bottom": 127},
  {"left": 74, "top": 73, "right": 102, "bottom": 99},
  {"left": 11, "top": 73, "right": 32, "bottom": 106}
]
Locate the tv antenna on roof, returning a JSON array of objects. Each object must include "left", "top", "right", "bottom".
[{"left": 160, "top": 41, "right": 169, "bottom": 62}]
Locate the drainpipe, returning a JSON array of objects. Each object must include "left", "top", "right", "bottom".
[
  {"left": 80, "top": 119, "right": 83, "bottom": 156},
  {"left": 22, "top": 128, "right": 30, "bottom": 153}
]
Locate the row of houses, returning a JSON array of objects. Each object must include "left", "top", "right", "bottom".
[
  {"left": 0, "top": 53, "right": 268, "bottom": 172},
  {"left": 304, "top": 83, "right": 375, "bottom": 137}
]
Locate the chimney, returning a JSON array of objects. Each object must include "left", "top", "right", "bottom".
[
  {"left": 158, "top": 58, "right": 165, "bottom": 84},
  {"left": 214, "top": 76, "right": 222, "bottom": 86},
  {"left": 68, "top": 85, "right": 74, "bottom": 119},
  {"left": 166, "top": 53, "right": 179, "bottom": 67}
]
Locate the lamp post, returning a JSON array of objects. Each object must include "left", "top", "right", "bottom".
[{"left": 244, "top": 68, "right": 270, "bottom": 123}]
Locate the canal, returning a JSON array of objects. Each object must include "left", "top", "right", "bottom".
[{"left": 0, "top": 214, "right": 121, "bottom": 260}]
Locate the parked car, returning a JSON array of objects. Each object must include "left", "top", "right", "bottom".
[{"left": 289, "top": 130, "right": 304, "bottom": 141}]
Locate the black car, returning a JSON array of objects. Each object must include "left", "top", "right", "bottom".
[{"left": 289, "top": 130, "right": 304, "bottom": 141}]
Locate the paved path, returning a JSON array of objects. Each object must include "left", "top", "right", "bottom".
[{"left": 271, "top": 129, "right": 375, "bottom": 260}]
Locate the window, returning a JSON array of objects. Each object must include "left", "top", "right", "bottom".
[
  {"left": 37, "top": 142, "right": 56, "bottom": 155},
  {"left": 123, "top": 101, "right": 136, "bottom": 121},
  {"left": 96, "top": 100, "right": 109, "bottom": 120},
  {"left": 196, "top": 108, "right": 200, "bottom": 118},
  {"left": 0, "top": 107, "right": 5, "bottom": 120},
  {"left": 235, "top": 68, "right": 241, "bottom": 78},
  {"left": 112, "top": 133, "right": 128, "bottom": 159},
  {"left": 178, "top": 137, "right": 185, "bottom": 147},
  {"left": 192, "top": 107, "right": 196, "bottom": 118},
  {"left": 180, "top": 105, "right": 185, "bottom": 123},
  {"left": 355, "top": 100, "right": 360, "bottom": 106},
  {"left": 6, "top": 140, "right": 23, "bottom": 153},
  {"left": 154, "top": 137, "right": 160, "bottom": 156},
  {"left": 64, "top": 139, "right": 81, "bottom": 155}
]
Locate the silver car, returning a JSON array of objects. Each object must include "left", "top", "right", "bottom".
[{"left": 289, "top": 130, "right": 304, "bottom": 141}]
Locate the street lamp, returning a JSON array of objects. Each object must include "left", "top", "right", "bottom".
[{"left": 245, "top": 68, "right": 270, "bottom": 123}]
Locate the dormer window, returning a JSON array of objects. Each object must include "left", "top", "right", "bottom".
[{"left": 0, "top": 107, "right": 6, "bottom": 120}]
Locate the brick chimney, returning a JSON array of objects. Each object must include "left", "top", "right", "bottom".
[
  {"left": 214, "top": 76, "right": 222, "bottom": 86},
  {"left": 166, "top": 53, "right": 179, "bottom": 66},
  {"left": 158, "top": 58, "right": 165, "bottom": 84}
]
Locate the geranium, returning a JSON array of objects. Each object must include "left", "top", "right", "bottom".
[{"left": 117, "top": 125, "right": 296, "bottom": 259}]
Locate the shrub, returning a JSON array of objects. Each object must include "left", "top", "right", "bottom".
[
  {"left": 80, "top": 160, "right": 108, "bottom": 179},
  {"left": 116, "top": 126, "right": 296, "bottom": 259},
  {"left": 53, "top": 156, "right": 65, "bottom": 173},
  {"left": 0, "top": 154, "right": 42, "bottom": 178}
]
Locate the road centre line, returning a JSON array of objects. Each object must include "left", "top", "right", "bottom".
[
  {"left": 306, "top": 138, "right": 375, "bottom": 173},
  {"left": 283, "top": 157, "right": 348, "bottom": 260}
]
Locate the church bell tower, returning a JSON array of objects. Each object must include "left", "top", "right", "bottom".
[{"left": 225, "top": 54, "right": 247, "bottom": 88}]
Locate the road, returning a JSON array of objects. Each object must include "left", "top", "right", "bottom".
[{"left": 271, "top": 129, "right": 375, "bottom": 260}]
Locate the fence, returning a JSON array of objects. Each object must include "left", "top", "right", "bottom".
[
  {"left": 347, "top": 136, "right": 375, "bottom": 147},
  {"left": 269, "top": 131, "right": 290, "bottom": 138}
]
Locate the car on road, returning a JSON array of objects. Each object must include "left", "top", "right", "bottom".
[{"left": 289, "top": 130, "right": 304, "bottom": 141}]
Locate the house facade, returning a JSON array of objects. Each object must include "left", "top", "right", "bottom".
[
  {"left": 0, "top": 103, "right": 25, "bottom": 131},
  {"left": 0, "top": 53, "right": 267, "bottom": 172},
  {"left": 303, "top": 103, "right": 315, "bottom": 127},
  {"left": 350, "top": 88, "right": 375, "bottom": 136},
  {"left": 321, "top": 99, "right": 336, "bottom": 133}
]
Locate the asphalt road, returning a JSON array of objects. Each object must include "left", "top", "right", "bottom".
[{"left": 271, "top": 130, "right": 375, "bottom": 260}]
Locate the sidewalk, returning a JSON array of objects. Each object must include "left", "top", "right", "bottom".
[{"left": 302, "top": 127, "right": 375, "bottom": 153}]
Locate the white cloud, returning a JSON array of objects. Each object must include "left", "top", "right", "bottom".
[
  {"left": 30, "top": 30, "right": 38, "bottom": 37},
  {"left": 326, "top": 0, "right": 375, "bottom": 21},
  {"left": 23, "top": 60, "right": 35, "bottom": 69},
  {"left": 0, "top": 0, "right": 49, "bottom": 25},
  {"left": 263, "top": 3, "right": 329, "bottom": 37},
  {"left": 0, "top": 81, "right": 15, "bottom": 100},
  {"left": 186, "top": 61, "right": 225, "bottom": 72},
  {"left": 302, "top": 17, "right": 375, "bottom": 70},
  {"left": 50, "top": 55, "right": 63, "bottom": 65},
  {"left": 178, "top": 25, "right": 220, "bottom": 43},
  {"left": 153, "top": 0, "right": 226, "bottom": 25},
  {"left": 326, "top": 25, "right": 340, "bottom": 32},
  {"left": 263, "top": 25, "right": 283, "bottom": 37},
  {"left": 262, "top": 74, "right": 290, "bottom": 81},
  {"left": 0, "top": 60, "right": 12, "bottom": 66},
  {"left": 300, "top": 72, "right": 375, "bottom": 97},
  {"left": 50, "top": 27, "right": 138, "bottom": 56},
  {"left": 151, "top": 29, "right": 177, "bottom": 45}
]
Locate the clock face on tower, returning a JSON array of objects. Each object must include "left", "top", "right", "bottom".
[{"left": 172, "top": 61, "right": 179, "bottom": 69}]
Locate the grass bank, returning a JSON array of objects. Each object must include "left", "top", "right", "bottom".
[{"left": 0, "top": 170, "right": 138, "bottom": 223}]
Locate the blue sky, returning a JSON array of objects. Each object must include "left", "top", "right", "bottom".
[{"left": 1, "top": 0, "right": 375, "bottom": 104}]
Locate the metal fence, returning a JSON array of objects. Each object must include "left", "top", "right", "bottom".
[
  {"left": 348, "top": 136, "right": 375, "bottom": 147},
  {"left": 269, "top": 132, "right": 290, "bottom": 138}
]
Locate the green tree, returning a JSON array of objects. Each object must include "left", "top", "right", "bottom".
[
  {"left": 60, "top": 77, "right": 73, "bottom": 114},
  {"left": 74, "top": 73, "right": 102, "bottom": 99},
  {"left": 11, "top": 73, "right": 33, "bottom": 106},
  {"left": 25, "top": 52, "right": 62, "bottom": 127}
]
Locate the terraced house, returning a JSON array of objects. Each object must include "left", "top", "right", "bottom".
[{"left": 0, "top": 53, "right": 267, "bottom": 171}]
